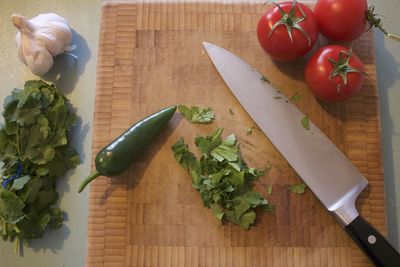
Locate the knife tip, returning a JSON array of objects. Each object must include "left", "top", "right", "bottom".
[{"left": 202, "top": 41, "right": 213, "bottom": 49}]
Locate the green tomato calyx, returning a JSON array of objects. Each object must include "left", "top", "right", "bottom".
[
  {"left": 328, "top": 49, "right": 368, "bottom": 95},
  {"left": 267, "top": 0, "right": 311, "bottom": 45}
]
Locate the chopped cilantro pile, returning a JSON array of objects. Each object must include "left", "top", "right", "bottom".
[
  {"left": 0, "top": 80, "right": 80, "bottom": 252},
  {"left": 178, "top": 105, "right": 214, "bottom": 124},
  {"left": 172, "top": 128, "right": 272, "bottom": 229}
]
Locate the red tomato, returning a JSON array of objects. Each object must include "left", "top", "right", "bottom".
[
  {"left": 257, "top": 1, "right": 319, "bottom": 61},
  {"left": 305, "top": 45, "right": 366, "bottom": 102},
  {"left": 314, "top": 0, "right": 368, "bottom": 42}
]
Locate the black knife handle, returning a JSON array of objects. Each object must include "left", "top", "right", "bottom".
[{"left": 345, "top": 215, "right": 400, "bottom": 267}]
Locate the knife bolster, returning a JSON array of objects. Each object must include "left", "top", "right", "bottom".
[{"left": 333, "top": 193, "right": 360, "bottom": 226}]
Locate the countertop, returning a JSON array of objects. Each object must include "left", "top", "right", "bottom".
[{"left": 0, "top": 1, "right": 399, "bottom": 266}]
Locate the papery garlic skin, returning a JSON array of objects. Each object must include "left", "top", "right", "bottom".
[{"left": 12, "top": 13, "right": 74, "bottom": 76}]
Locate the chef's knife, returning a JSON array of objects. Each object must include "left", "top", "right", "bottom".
[{"left": 203, "top": 42, "right": 400, "bottom": 267}]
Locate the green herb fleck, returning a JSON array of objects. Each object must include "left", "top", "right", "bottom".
[
  {"left": 289, "top": 183, "right": 307, "bottom": 194},
  {"left": 290, "top": 92, "right": 301, "bottom": 102},
  {"left": 246, "top": 127, "right": 254, "bottom": 135},
  {"left": 266, "top": 185, "right": 273, "bottom": 195},
  {"left": 301, "top": 116, "right": 310, "bottom": 130},
  {"left": 178, "top": 105, "right": 214, "bottom": 124},
  {"left": 229, "top": 108, "right": 234, "bottom": 115},
  {"left": 274, "top": 96, "right": 282, "bottom": 99},
  {"left": 260, "top": 75, "right": 270, "bottom": 83},
  {"left": 172, "top": 128, "right": 272, "bottom": 229}
]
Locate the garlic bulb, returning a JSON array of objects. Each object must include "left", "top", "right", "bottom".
[{"left": 11, "top": 13, "right": 75, "bottom": 76}]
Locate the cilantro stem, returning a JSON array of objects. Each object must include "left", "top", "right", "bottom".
[
  {"left": 14, "top": 237, "right": 20, "bottom": 253},
  {"left": 2, "top": 220, "right": 7, "bottom": 237},
  {"left": 16, "top": 125, "right": 22, "bottom": 158},
  {"left": 78, "top": 171, "right": 100, "bottom": 193}
]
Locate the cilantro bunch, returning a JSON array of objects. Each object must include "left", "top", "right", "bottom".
[
  {"left": 0, "top": 80, "right": 80, "bottom": 252},
  {"left": 172, "top": 128, "right": 272, "bottom": 229}
]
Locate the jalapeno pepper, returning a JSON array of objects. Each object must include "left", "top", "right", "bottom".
[{"left": 78, "top": 105, "right": 177, "bottom": 192}]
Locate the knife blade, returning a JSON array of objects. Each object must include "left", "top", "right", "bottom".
[{"left": 203, "top": 42, "right": 400, "bottom": 267}]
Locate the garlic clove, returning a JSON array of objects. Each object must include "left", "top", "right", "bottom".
[
  {"left": 26, "top": 49, "right": 54, "bottom": 77},
  {"left": 12, "top": 12, "right": 74, "bottom": 76},
  {"left": 20, "top": 31, "right": 54, "bottom": 76}
]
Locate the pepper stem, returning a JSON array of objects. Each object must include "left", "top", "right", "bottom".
[{"left": 78, "top": 170, "right": 100, "bottom": 193}]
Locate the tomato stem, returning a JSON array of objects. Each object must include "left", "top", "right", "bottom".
[
  {"left": 328, "top": 49, "right": 368, "bottom": 95},
  {"left": 366, "top": 6, "right": 400, "bottom": 42},
  {"left": 267, "top": 0, "right": 311, "bottom": 45}
]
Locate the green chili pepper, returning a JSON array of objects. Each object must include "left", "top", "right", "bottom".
[{"left": 78, "top": 105, "right": 177, "bottom": 192}]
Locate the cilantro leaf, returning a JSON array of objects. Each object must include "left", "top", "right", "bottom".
[
  {"left": 210, "top": 203, "right": 225, "bottom": 221},
  {"left": 289, "top": 183, "right": 307, "bottom": 194},
  {"left": 0, "top": 126, "right": 18, "bottom": 163},
  {"left": 195, "top": 128, "right": 223, "bottom": 155},
  {"left": 225, "top": 210, "right": 256, "bottom": 230},
  {"left": 42, "top": 146, "right": 80, "bottom": 178},
  {"left": 2, "top": 91, "right": 20, "bottom": 125},
  {"left": 239, "top": 211, "right": 257, "bottom": 229},
  {"left": 33, "top": 188, "right": 58, "bottom": 213},
  {"left": 48, "top": 208, "right": 64, "bottom": 229},
  {"left": 244, "top": 191, "right": 269, "bottom": 206},
  {"left": 0, "top": 189, "right": 25, "bottom": 224},
  {"left": 190, "top": 170, "right": 203, "bottom": 190},
  {"left": 178, "top": 105, "right": 214, "bottom": 124},
  {"left": 15, "top": 87, "right": 42, "bottom": 126},
  {"left": 35, "top": 168, "right": 49, "bottom": 177},
  {"left": 210, "top": 134, "right": 238, "bottom": 162},
  {"left": 171, "top": 138, "right": 200, "bottom": 173},
  {"left": 20, "top": 178, "right": 43, "bottom": 203},
  {"left": 226, "top": 171, "right": 245, "bottom": 187},
  {"left": 11, "top": 175, "right": 30, "bottom": 190}
]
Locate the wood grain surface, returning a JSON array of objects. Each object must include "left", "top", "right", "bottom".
[{"left": 86, "top": 1, "right": 385, "bottom": 266}]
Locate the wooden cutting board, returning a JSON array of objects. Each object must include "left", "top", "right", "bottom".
[{"left": 86, "top": 1, "right": 386, "bottom": 266}]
